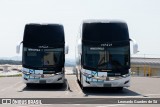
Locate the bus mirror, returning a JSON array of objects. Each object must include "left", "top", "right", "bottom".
[
  {"left": 78, "top": 39, "right": 82, "bottom": 54},
  {"left": 130, "top": 38, "right": 139, "bottom": 54},
  {"left": 133, "top": 43, "right": 138, "bottom": 54},
  {"left": 65, "top": 43, "right": 69, "bottom": 54},
  {"left": 16, "top": 41, "right": 22, "bottom": 54},
  {"left": 16, "top": 45, "right": 20, "bottom": 54},
  {"left": 76, "top": 57, "right": 79, "bottom": 64}
]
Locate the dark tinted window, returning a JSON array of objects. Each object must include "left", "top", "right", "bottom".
[
  {"left": 82, "top": 22, "right": 129, "bottom": 42},
  {"left": 23, "top": 24, "right": 64, "bottom": 46},
  {"left": 83, "top": 46, "right": 130, "bottom": 70},
  {"left": 23, "top": 47, "right": 64, "bottom": 67}
]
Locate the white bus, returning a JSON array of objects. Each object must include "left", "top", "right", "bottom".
[
  {"left": 75, "top": 20, "right": 138, "bottom": 90},
  {"left": 16, "top": 24, "right": 68, "bottom": 87}
]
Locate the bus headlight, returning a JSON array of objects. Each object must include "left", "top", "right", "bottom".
[
  {"left": 122, "top": 73, "right": 130, "bottom": 78},
  {"left": 22, "top": 71, "right": 30, "bottom": 75},
  {"left": 87, "top": 74, "right": 92, "bottom": 78},
  {"left": 56, "top": 72, "right": 63, "bottom": 75}
]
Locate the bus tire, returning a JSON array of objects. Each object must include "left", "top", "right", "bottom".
[
  {"left": 80, "top": 74, "right": 87, "bottom": 91},
  {"left": 116, "top": 87, "right": 123, "bottom": 91},
  {"left": 57, "top": 83, "right": 64, "bottom": 87},
  {"left": 26, "top": 83, "right": 33, "bottom": 87}
]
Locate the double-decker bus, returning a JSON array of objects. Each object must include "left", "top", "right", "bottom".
[
  {"left": 16, "top": 24, "right": 68, "bottom": 87},
  {"left": 75, "top": 20, "right": 138, "bottom": 90}
]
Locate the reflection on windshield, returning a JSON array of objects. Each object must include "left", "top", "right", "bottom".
[
  {"left": 44, "top": 52, "right": 62, "bottom": 66},
  {"left": 83, "top": 46, "right": 129, "bottom": 70},
  {"left": 23, "top": 47, "right": 63, "bottom": 67}
]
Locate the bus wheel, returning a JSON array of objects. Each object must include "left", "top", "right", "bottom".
[
  {"left": 116, "top": 87, "right": 123, "bottom": 91},
  {"left": 81, "top": 86, "right": 87, "bottom": 91},
  {"left": 57, "top": 83, "right": 64, "bottom": 87},
  {"left": 80, "top": 75, "right": 87, "bottom": 91},
  {"left": 26, "top": 83, "right": 33, "bottom": 87}
]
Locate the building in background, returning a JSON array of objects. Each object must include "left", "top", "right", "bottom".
[{"left": 131, "top": 57, "right": 160, "bottom": 77}]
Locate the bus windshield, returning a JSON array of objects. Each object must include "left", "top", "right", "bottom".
[
  {"left": 23, "top": 47, "right": 63, "bottom": 67},
  {"left": 83, "top": 46, "right": 130, "bottom": 70}
]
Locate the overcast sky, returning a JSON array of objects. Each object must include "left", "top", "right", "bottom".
[{"left": 0, "top": 0, "right": 160, "bottom": 59}]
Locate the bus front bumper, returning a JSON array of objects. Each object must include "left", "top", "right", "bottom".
[
  {"left": 22, "top": 73, "right": 65, "bottom": 84},
  {"left": 82, "top": 75, "right": 131, "bottom": 88}
]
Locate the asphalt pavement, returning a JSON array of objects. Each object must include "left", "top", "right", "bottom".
[{"left": 0, "top": 69, "right": 160, "bottom": 107}]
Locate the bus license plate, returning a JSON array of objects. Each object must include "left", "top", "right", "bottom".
[
  {"left": 40, "top": 80, "right": 46, "bottom": 83},
  {"left": 104, "top": 83, "right": 111, "bottom": 87},
  {"left": 91, "top": 82, "right": 104, "bottom": 87}
]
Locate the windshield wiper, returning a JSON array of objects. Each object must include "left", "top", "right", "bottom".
[
  {"left": 96, "top": 56, "right": 111, "bottom": 70},
  {"left": 97, "top": 62, "right": 112, "bottom": 70}
]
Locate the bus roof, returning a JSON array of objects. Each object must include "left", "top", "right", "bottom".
[{"left": 82, "top": 19, "right": 126, "bottom": 24}]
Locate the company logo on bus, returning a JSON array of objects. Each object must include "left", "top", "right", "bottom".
[
  {"left": 28, "top": 49, "right": 40, "bottom": 51},
  {"left": 101, "top": 43, "right": 112, "bottom": 47},
  {"left": 90, "top": 47, "right": 104, "bottom": 50},
  {"left": 38, "top": 46, "right": 49, "bottom": 48}
]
